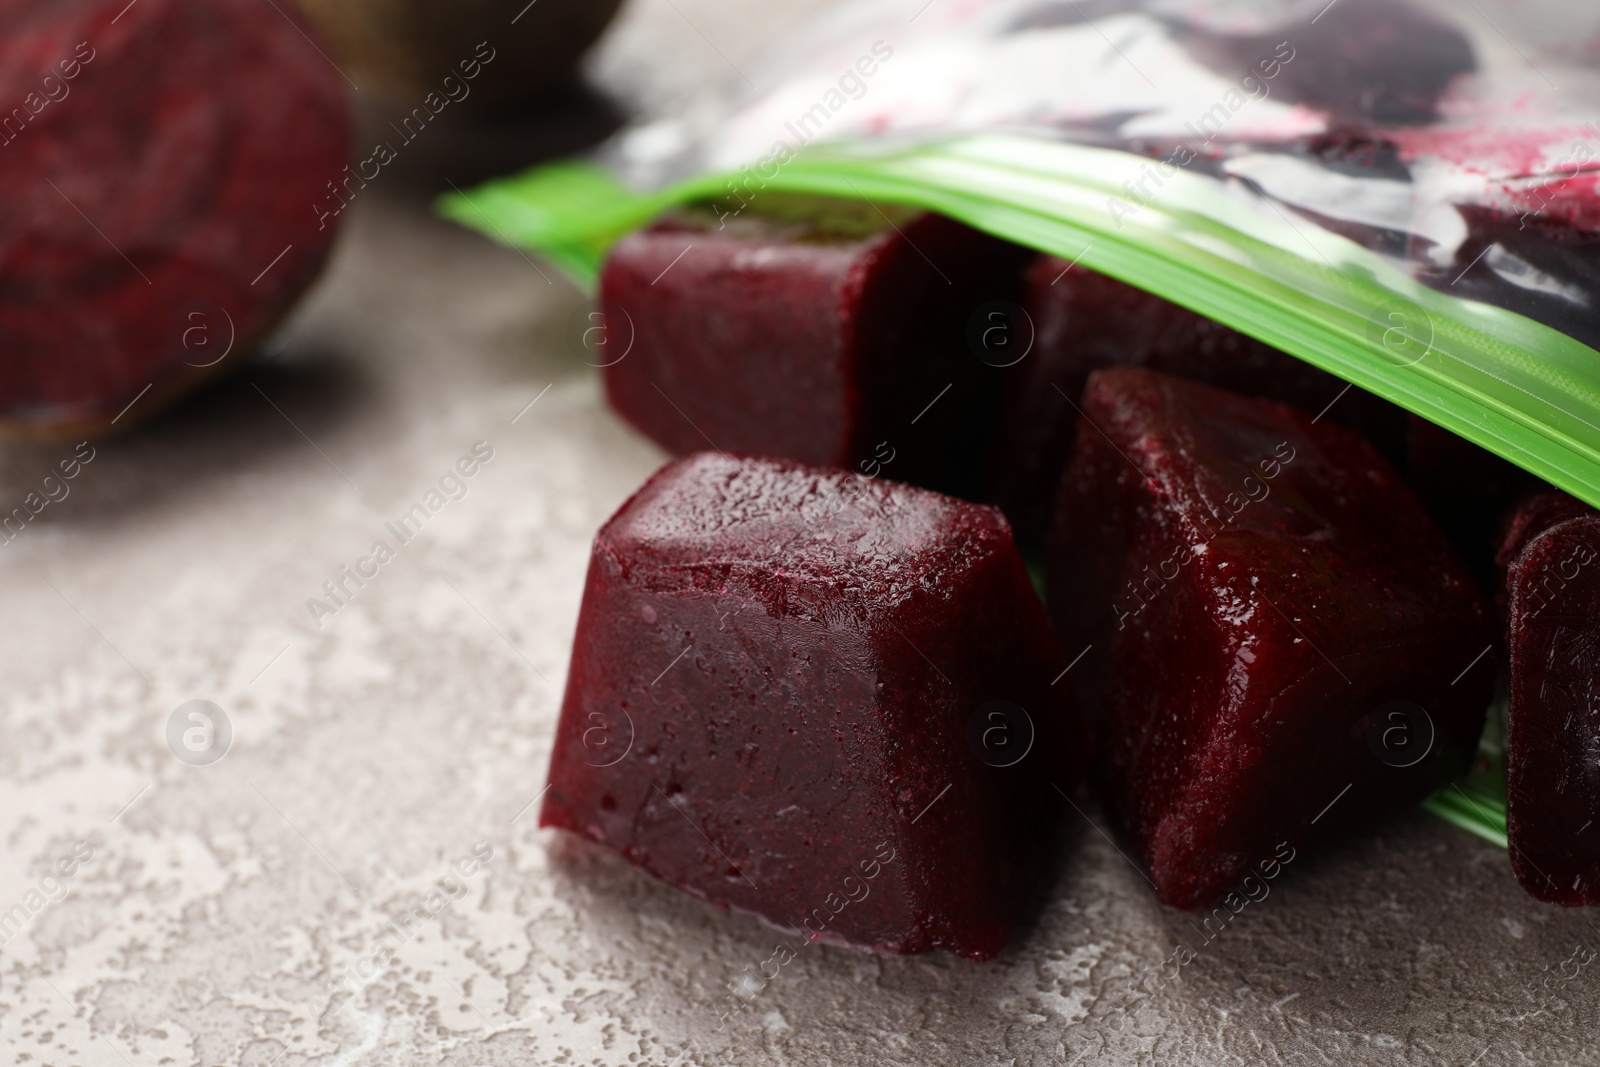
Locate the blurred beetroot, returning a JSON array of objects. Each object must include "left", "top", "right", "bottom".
[
  {"left": 293, "top": 0, "right": 625, "bottom": 114},
  {"left": 0, "top": 0, "right": 353, "bottom": 439}
]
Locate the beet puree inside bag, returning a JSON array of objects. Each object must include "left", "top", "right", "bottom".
[{"left": 441, "top": 0, "right": 1600, "bottom": 845}]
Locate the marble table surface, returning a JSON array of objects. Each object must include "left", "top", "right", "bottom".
[{"left": 4, "top": 0, "right": 1599, "bottom": 1064}]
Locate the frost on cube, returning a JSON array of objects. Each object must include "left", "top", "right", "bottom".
[
  {"left": 541, "top": 452, "right": 1080, "bottom": 959},
  {"left": 1047, "top": 368, "right": 1492, "bottom": 909},
  {"left": 1499, "top": 491, "right": 1600, "bottom": 905}
]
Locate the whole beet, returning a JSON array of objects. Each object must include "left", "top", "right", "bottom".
[{"left": 0, "top": 0, "right": 353, "bottom": 438}]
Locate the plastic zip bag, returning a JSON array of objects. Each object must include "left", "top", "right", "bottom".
[{"left": 440, "top": 0, "right": 1600, "bottom": 844}]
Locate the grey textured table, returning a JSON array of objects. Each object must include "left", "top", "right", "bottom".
[{"left": 5, "top": 1, "right": 1600, "bottom": 1064}]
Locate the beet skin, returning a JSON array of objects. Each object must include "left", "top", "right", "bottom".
[{"left": 0, "top": 0, "right": 352, "bottom": 437}]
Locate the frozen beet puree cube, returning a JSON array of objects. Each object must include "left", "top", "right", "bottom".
[
  {"left": 1047, "top": 368, "right": 1492, "bottom": 910},
  {"left": 541, "top": 452, "right": 1077, "bottom": 959},
  {"left": 990, "top": 257, "right": 1404, "bottom": 540},
  {"left": 1498, "top": 491, "right": 1600, "bottom": 905},
  {"left": 598, "top": 196, "right": 1029, "bottom": 497}
]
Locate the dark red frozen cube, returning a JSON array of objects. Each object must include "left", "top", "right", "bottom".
[
  {"left": 597, "top": 196, "right": 1029, "bottom": 497},
  {"left": 1498, "top": 490, "right": 1600, "bottom": 905},
  {"left": 990, "top": 256, "right": 1404, "bottom": 540},
  {"left": 1047, "top": 368, "right": 1493, "bottom": 910},
  {"left": 1408, "top": 413, "right": 1539, "bottom": 589},
  {"left": 541, "top": 452, "right": 1079, "bottom": 960}
]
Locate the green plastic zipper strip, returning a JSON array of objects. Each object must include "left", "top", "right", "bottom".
[
  {"left": 440, "top": 133, "right": 1600, "bottom": 511},
  {"left": 1423, "top": 790, "right": 1508, "bottom": 849}
]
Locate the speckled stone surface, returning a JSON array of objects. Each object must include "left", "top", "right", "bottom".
[{"left": 5, "top": 1, "right": 1600, "bottom": 1064}]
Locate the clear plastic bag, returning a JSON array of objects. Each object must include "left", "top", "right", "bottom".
[
  {"left": 441, "top": 0, "right": 1600, "bottom": 842},
  {"left": 636, "top": 0, "right": 1600, "bottom": 346},
  {"left": 445, "top": 0, "right": 1600, "bottom": 512}
]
